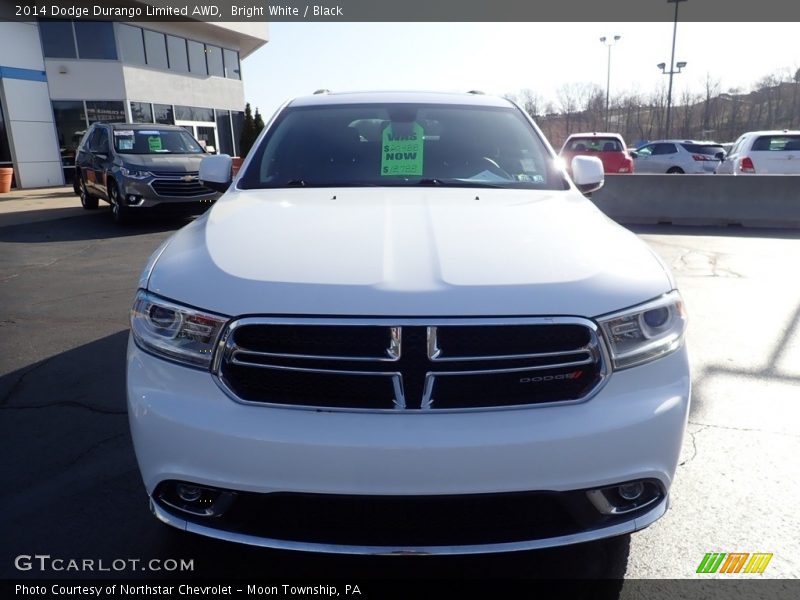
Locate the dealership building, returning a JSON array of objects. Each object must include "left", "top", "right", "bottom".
[{"left": 0, "top": 16, "right": 268, "bottom": 188}]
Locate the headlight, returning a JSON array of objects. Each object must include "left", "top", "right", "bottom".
[
  {"left": 131, "top": 290, "right": 228, "bottom": 368},
  {"left": 597, "top": 291, "right": 687, "bottom": 370},
  {"left": 121, "top": 167, "right": 152, "bottom": 179}
]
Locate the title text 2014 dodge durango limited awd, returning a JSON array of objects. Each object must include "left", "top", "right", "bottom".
[{"left": 127, "top": 91, "right": 690, "bottom": 554}]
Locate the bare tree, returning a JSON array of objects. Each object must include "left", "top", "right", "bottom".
[
  {"left": 556, "top": 83, "right": 579, "bottom": 136},
  {"left": 518, "top": 88, "right": 544, "bottom": 119},
  {"left": 702, "top": 74, "right": 721, "bottom": 139},
  {"left": 679, "top": 88, "right": 695, "bottom": 138}
]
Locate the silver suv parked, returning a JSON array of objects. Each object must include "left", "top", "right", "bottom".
[
  {"left": 73, "top": 123, "right": 220, "bottom": 224},
  {"left": 632, "top": 140, "right": 725, "bottom": 174}
]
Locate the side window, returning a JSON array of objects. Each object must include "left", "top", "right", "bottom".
[
  {"left": 653, "top": 143, "right": 677, "bottom": 155},
  {"left": 636, "top": 144, "right": 654, "bottom": 156},
  {"left": 91, "top": 127, "right": 110, "bottom": 153},
  {"left": 751, "top": 137, "right": 772, "bottom": 151}
]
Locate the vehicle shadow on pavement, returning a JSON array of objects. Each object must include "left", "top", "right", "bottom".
[
  {"left": 0, "top": 207, "right": 190, "bottom": 243},
  {"left": 1, "top": 331, "right": 631, "bottom": 585}
]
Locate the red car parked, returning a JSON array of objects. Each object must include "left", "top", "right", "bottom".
[{"left": 559, "top": 132, "right": 634, "bottom": 174}]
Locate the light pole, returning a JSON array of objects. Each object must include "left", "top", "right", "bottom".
[
  {"left": 660, "top": 0, "right": 687, "bottom": 139},
  {"left": 658, "top": 60, "right": 687, "bottom": 138},
  {"left": 600, "top": 35, "right": 621, "bottom": 130}
]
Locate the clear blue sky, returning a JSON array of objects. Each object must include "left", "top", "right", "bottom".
[{"left": 241, "top": 22, "right": 800, "bottom": 119}]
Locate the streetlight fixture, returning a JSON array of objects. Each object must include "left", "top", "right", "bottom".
[
  {"left": 657, "top": 60, "right": 687, "bottom": 138},
  {"left": 659, "top": 0, "right": 687, "bottom": 139},
  {"left": 600, "top": 35, "right": 621, "bottom": 130}
]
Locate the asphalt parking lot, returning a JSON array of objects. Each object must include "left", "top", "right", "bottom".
[{"left": 1, "top": 187, "right": 798, "bottom": 583}]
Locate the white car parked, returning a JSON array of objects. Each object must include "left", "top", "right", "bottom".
[
  {"left": 632, "top": 139, "right": 726, "bottom": 174},
  {"left": 127, "top": 91, "right": 690, "bottom": 554},
  {"left": 714, "top": 130, "right": 800, "bottom": 175}
]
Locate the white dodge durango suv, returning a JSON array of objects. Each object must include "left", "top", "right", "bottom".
[{"left": 127, "top": 91, "right": 690, "bottom": 554}]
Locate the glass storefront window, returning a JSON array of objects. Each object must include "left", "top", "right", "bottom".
[
  {"left": 175, "top": 105, "right": 214, "bottom": 122},
  {"left": 131, "top": 102, "right": 154, "bottom": 123},
  {"left": 117, "top": 24, "right": 145, "bottom": 65},
  {"left": 86, "top": 101, "right": 126, "bottom": 124},
  {"left": 144, "top": 30, "right": 168, "bottom": 69},
  {"left": 231, "top": 110, "right": 244, "bottom": 156},
  {"left": 153, "top": 104, "right": 175, "bottom": 125},
  {"left": 188, "top": 40, "right": 207, "bottom": 75},
  {"left": 223, "top": 49, "right": 240, "bottom": 80},
  {"left": 206, "top": 45, "right": 224, "bottom": 77},
  {"left": 74, "top": 22, "right": 117, "bottom": 60},
  {"left": 167, "top": 35, "right": 189, "bottom": 73},
  {"left": 39, "top": 21, "right": 77, "bottom": 59},
  {"left": 51, "top": 101, "right": 86, "bottom": 184},
  {"left": 215, "top": 110, "right": 233, "bottom": 155}
]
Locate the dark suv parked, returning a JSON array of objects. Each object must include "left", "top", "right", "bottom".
[{"left": 73, "top": 123, "right": 220, "bottom": 224}]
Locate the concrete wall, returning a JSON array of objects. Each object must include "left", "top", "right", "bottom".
[
  {"left": 121, "top": 65, "right": 244, "bottom": 111},
  {"left": 591, "top": 174, "right": 800, "bottom": 229},
  {"left": 0, "top": 22, "right": 63, "bottom": 188}
]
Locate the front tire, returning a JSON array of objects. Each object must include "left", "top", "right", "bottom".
[
  {"left": 109, "top": 182, "right": 131, "bottom": 225},
  {"left": 666, "top": 167, "right": 684, "bottom": 174},
  {"left": 79, "top": 177, "right": 99, "bottom": 210}
]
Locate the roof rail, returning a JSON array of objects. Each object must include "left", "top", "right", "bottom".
[{"left": 313, "top": 89, "right": 330, "bottom": 95}]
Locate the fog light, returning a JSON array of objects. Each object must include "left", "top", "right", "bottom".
[
  {"left": 177, "top": 484, "right": 202, "bottom": 503},
  {"left": 586, "top": 479, "right": 663, "bottom": 515},
  {"left": 126, "top": 194, "right": 142, "bottom": 206},
  {"left": 618, "top": 482, "right": 644, "bottom": 501},
  {"left": 156, "top": 481, "right": 237, "bottom": 517}
]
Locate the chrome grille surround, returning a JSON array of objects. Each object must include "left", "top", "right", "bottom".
[
  {"left": 212, "top": 317, "right": 611, "bottom": 413},
  {"left": 148, "top": 171, "right": 214, "bottom": 198}
]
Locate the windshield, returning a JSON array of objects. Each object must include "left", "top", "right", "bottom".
[
  {"left": 563, "top": 137, "right": 623, "bottom": 152},
  {"left": 238, "top": 103, "right": 567, "bottom": 190},
  {"left": 113, "top": 129, "right": 204, "bottom": 154}
]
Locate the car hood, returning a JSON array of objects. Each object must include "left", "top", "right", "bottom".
[
  {"left": 145, "top": 187, "right": 672, "bottom": 317},
  {"left": 120, "top": 154, "right": 206, "bottom": 172}
]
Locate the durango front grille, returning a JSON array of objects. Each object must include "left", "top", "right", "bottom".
[
  {"left": 150, "top": 171, "right": 214, "bottom": 197},
  {"left": 214, "top": 319, "right": 608, "bottom": 411}
]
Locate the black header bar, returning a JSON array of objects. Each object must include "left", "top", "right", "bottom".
[{"left": 2, "top": 0, "right": 800, "bottom": 22}]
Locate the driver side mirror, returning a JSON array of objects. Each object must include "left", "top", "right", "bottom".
[
  {"left": 629, "top": 151, "right": 638, "bottom": 159},
  {"left": 205, "top": 146, "right": 216, "bottom": 154},
  {"left": 200, "top": 154, "right": 233, "bottom": 193},
  {"left": 571, "top": 156, "right": 604, "bottom": 196},
  {"left": 715, "top": 152, "right": 725, "bottom": 161}
]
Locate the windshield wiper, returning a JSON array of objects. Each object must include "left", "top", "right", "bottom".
[
  {"left": 417, "top": 178, "right": 507, "bottom": 189},
  {"left": 286, "top": 179, "right": 306, "bottom": 187}
]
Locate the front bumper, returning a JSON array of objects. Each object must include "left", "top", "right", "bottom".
[
  {"left": 127, "top": 337, "right": 690, "bottom": 553},
  {"left": 119, "top": 177, "right": 218, "bottom": 211}
]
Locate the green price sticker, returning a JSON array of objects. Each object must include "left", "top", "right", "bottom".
[
  {"left": 148, "top": 136, "right": 162, "bottom": 152},
  {"left": 381, "top": 123, "right": 424, "bottom": 176}
]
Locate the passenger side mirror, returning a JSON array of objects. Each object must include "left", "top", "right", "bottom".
[
  {"left": 200, "top": 154, "right": 233, "bottom": 193},
  {"left": 571, "top": 156, "right": 604, "bottom": 195},
  {"left": 205, "top": 146, "right": 216, "bottom": 154},
  {"left": 715, "top": 152, "right": 725, "bottom": 161}
]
